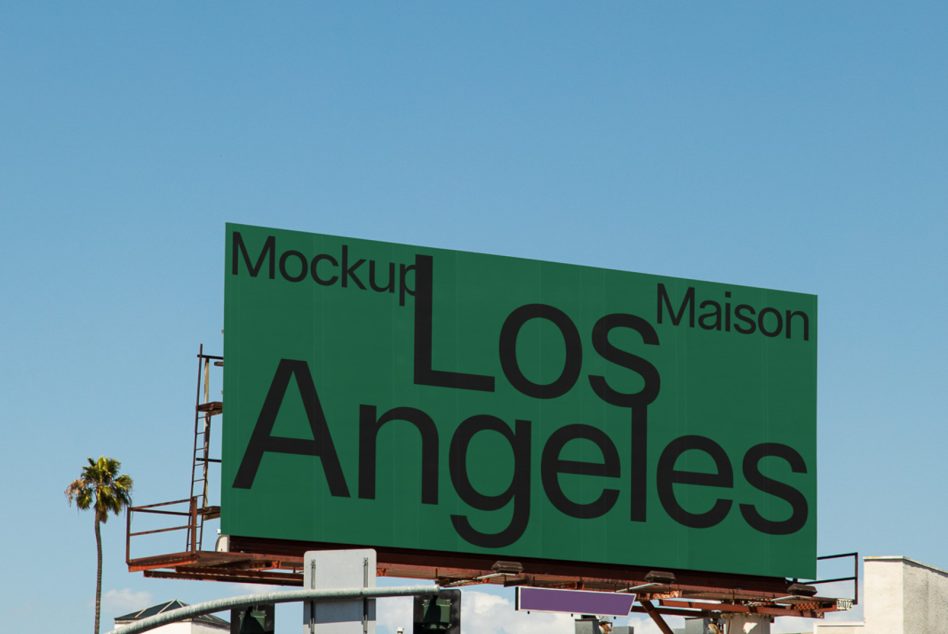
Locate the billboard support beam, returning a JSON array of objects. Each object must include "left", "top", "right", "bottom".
[{"left": 640, "top": 599, "right": 675, "bottom": 634}]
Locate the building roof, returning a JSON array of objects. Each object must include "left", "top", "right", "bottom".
[
  {"left": 115, "top": 599, "right": 229, "bottom": 627},
  {"left": 865, "top": 555, "right": 948, "bottom": 576}
]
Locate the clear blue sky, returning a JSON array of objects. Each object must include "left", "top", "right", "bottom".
[{"left": 1, "top": 3, "right": 945, "bottom": 633}]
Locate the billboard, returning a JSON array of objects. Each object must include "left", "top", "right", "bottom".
[{"left": 222, "top": 223, "right": 817, "bottom": 579}]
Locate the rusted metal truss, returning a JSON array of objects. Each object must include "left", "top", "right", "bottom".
[{"left": 128, "top": 522, "right": 856, "bottom": 620}]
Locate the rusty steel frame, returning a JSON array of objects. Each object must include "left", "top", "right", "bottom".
[
  {"left": 126, "top": 497, "right": 198, "bottom": 564},
  {"left": 128, "top": 530, "right": 851, "bottom": 620},
  {"left": 126, "top": 346, "right": 856, "bottom": 622}
]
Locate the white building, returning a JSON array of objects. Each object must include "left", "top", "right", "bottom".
[
  {"left": 114, "top": 600, "right": 229, "bottom": 633},
  {"left": 815, "top": 556, "right": 948, "bottom": 634}
]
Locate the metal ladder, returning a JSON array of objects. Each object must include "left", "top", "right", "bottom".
[{"left": 187, "top": 344, "right": 223, "bottom": 552}]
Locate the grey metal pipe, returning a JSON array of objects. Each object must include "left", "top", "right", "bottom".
[{"left": 107, "top": 584, "right": 440, "bottom": 634}]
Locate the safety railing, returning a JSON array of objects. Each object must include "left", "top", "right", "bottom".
[
  {"left": 126, "top": 496, "right": 201, "bottom": 564},
  {"left": 812, "top": 552, "right": 859, "bottom": 607}
]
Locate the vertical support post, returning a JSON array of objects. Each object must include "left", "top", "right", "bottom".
[
  {"left": 125, "top": 507, "right": 132, "bottom": 565},
  {"left": 189, "top": 496, "right": 198, "bottom": 553},
  {"left": 204, "top": 356, "right": 210, "bottom": 403},
  {"left": 308, "top": 559, "right": 317, "bottom": 634},
  {"left": 195, "top": 344, "right": 204, "bottom": 416},
  {"left": 199, "top": 409, "right": 212, "bottom": 546},
  {"left": 854, "top": 553, "right": 860, "bottom": 606},
  {"left": 362, "top": 557, "right": 369, "bottom": 634}
]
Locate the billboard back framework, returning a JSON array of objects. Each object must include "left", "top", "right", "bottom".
[{"left": 222, "top": 223, "right": 817, "bottom": 579}]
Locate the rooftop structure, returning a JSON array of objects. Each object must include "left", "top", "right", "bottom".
[{"left": 115, "top": 599, "right": 228, "bottom": 633}]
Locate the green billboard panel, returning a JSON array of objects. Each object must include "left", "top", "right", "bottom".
[{"left": 222, "top": 223, "right": 817, "bottom": 579}]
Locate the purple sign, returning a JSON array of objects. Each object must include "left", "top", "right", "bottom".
[{"left": 515, "top": 587, "right": 636, "bottom": 617}]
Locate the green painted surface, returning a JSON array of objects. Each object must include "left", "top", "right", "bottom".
[{"left": 222, "top": 223, "right": 817, "bottom": 578}]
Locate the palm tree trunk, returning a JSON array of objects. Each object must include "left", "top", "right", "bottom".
[{"left": 94, "top": 516, "right": 102, "bottom": 634}]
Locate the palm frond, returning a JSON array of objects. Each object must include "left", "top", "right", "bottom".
[{"left": 67, "top": 456, "right": 134, "bottom": 521}]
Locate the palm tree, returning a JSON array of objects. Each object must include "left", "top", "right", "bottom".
[{"left": 66, "top": 456, "right": 133, "bottom": 634}]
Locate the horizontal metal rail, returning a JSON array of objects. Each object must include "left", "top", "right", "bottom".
[
  {"left": 817, "top": 552, "right": 859, "bottom": 561},
  {"left": 130, "top": 509, "right": 191, "bottom": 517},
  {"left": 810, "top": 576, "right": 856, "bottom": 585},
  {"left": 129, "top": 525, "right": 192, "bottom": 538},
  {"left": 131, "top": 498, "right": 193, "bottom": 510},
  {"left": 813, "top": 552, "right": 859, "bottom": 606},
  {"left": 107, "top": 585, "right": 440, "bottom": 634}
]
